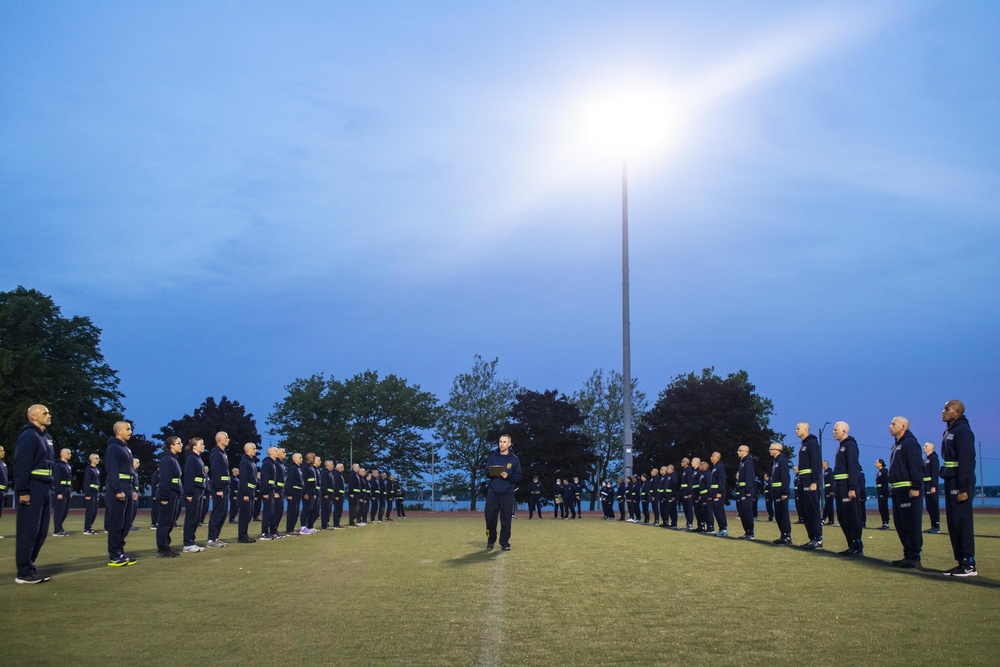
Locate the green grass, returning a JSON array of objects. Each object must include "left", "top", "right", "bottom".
[{"left": 1, "top": 510, "right": 997, "bottom": 666}]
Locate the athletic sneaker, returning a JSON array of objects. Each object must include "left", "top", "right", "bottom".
[
  {"left": 157, "top": 550, "right": 178, "bottom": 558},
  {"left": 82, "top": 530, "right": 97, "bottom": 535},
  {"left": 944, "top": 564, "right": 978, "bottom": 577},
  {"left": 183, "top": 544, "right": 205, "bottom": 553},
  {"left": 53, "top": 531, "right": 69, "bottom": 537},
  {"left": 299, "top": 528, "right": 313, "bottom": 535},
  {"left": 15, "top": 573, "right": 52, "bottom": 584},
  {"left": 108, "top": 556, "right": 135, "bottom": 567},
  {"left": 206, "top": 540, "right": 227, "bottom": 548},
  {"left": 259, "top": 534, "right": 274, "bottom": 541}
]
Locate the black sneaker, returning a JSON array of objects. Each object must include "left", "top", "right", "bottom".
[
  {"left": 157, "top": 551, "right": 178, "bottom": 558},
  {"left": 15, "top": 573, "right": 52, "bottom": 584},
  {"left": 500, "top": 544, "right": 511, "bottom": 551},
  {"left": 899, "top": 558, "right": 921, "bottom": 569},
  {"left": 944, "top": 564, "right": 978, "bottom": 577},
  {"left": 238, "top": 538, "right": 256, "bottom": 543},
  {"left": 486, "top": 543, "right": 495, "bottom": 550}
]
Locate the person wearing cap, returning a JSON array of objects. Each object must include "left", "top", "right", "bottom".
[
  {"left": 768, "top": 443, "right": 792, "bottom": 545},
  {"left": 528, "top": 475, "right": 543, "bottom": 519},
  {"left": 832, "top": 422, "right": 863, "bottom": 556},
  {"left": 735, "top": 446, "right": 755, "bottom": 539},
  {"left": 13, "top": 404, "right": 55, "bottom": 583},
  {"left": 105, "top": 421, "right": 137, "bottom": 566},
  {"left": 484, "top": 434, "right": 521, "bottom": 550},
  {"left": 156, "top": 436, "right": 183, "bottom": 557},
  {"left": 922, "top": 442, "right": 941, "bottom": 534},
  {"left": 940, "top": 400, "right": 978, "bottom": 576},
  {"left": 887, "top": 416, "right": 924, "bottom": 568},
  {"left": 52, "top": 447, "right": 73, "bottom": 537}
]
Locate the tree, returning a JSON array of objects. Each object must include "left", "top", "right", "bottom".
[
  {"left": 634, "top": 367, "right": 780, "bottom": 492},
  {"left": 572, "top": 369, "right": 648, "bottom": 509},
  {"left": 158, "top": 396, "right": 262, "bottom": 472},
  {"left": 269, "top": 371, "right": 439, "bottom": 486},
  {"left": 496, "top": 389, "right": 596, "bottom": 507},
  {"left": 129, "top": 432, "right": 159, "bottom": 492},
  {"left": 437, "top": 355, "right": 518, "bottom": 510},
  {"left": 0, "top": 286, "right": 125, "bottom": 472}
]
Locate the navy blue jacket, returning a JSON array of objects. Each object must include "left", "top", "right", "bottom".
[
  {"left": 711, "top": 461, "right": 726, "bottom": 499},
  {"left": 888, "top": 430, "right": 924, "bottom": 493},
  {"left": 209, "top": 447, "right": 230, "bottom": 493},
  {"left": 158, "top": 451, "right": 182, "bottom": 497},
  {"left": 823, "top": 467, "right": 834, "bottom": 496},
  {"left": 54, "top": 459, "right": 73, "bottom": 496},
  {"left": 680, "top": 465, "right": 695, "bottom": 497},
  {"left": 104, "top": 437, "right": 134, "bottom": 495},
  {"left": 239, "top": 454, "right": 257, "bottom": 497},
  {"left": 0, "top": 459, "right": 8, "bottom": 494},
  {"left": 485, "top": 450, "right": 521, "bottom": 496},
  {"left": 285, "top": 462, "right": 303, "bottom": 494},
  {"left": 940, "top": 415, "right": 975, "bottom": 494},
  {"left": 615, "top": 481, "right": 625, "bottom": 501},
  {"left": 528, "top": 481, "right": 543, "bottom": 496},
  {"left": 333, "top": 469, "right": 345, "bottom": 498},
  {"left": 833, "top": 436, "right": 861, "bottom": 493},
  {"left": 260, "top": 457, "right": 276, "bottom": 496},
  {"left": 923, "top": 451, "right": 940, "bottom": 493},
  {"left": 737, "top": 456, "right": 756, "bottom": 497},
  {"left": 797, "top": 435, "right": 822, "bottom": 488},
  {"left": 768, "top": 454, "right": 790, "bottom": 500},
  {"left": 13, "top": 423, "right": 54, "bottom": 495},
  {"left": 663, "top": 471, "right": 678, "bottom": 500},
  {"left": 321, "top": 468, "right": 335, "bottom": 495},
  {"left": 84, "top": 464, "right": 101, "bottom": 498},
  {"left": 183, "top": 450, "right": 206, "bottom": 495},
  {"left": 876, "top": 468, "right": 889, "bottom": 497},
  {"left": 274, "top": 459, "right": 285, "bottom": 494},
  {"left": 302, "top": 464, "right": 317, "bottom": 495}
]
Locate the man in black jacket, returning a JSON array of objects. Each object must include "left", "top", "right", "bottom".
[
  {"left": 105, "top": 421, "right": 137, "bottom": 566},
  {"left": 796, "top": 423, "right": 824, "bottom": 549},
  {"left": 206, "top": 432, "right": 231, "bottom": 548},
  {"left": 156, "top": 436, "right": 183, "bottom": 557},
  {"left": 832, "top": 422, "right": 863, "bottom": 556},
  {"left": 735, "top": 446, "right": 755, "bottom": 539},
  {"left": 887, "top": 416, "right": 924, "bottom": 568},
  {"left": 922, "top": 442, "right": 941, "bottom": 534},
  {"left": 528, "top": 475, "right": 543, "bottom": 519},
  {"left": 940, "top": 401, "right": 977, "bottom": 576},
  {"left": 13, "top": 405, "right": 55, "bottom": 583},
  {"left": 769, "top": 443, "right": 792, "bottom": 545}
]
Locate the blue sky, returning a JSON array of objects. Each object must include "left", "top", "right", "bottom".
[{"left": 2, "top": 1, "right": 998, "bottom": 483}]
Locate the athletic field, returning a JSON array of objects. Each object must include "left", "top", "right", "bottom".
[{"left": 1, "top": 510, "right": 997, "bottom": 666}]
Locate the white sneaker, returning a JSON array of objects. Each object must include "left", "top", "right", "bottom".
[
  {"left": 206, "top": 540, "right": 227, "bottom": 548},
  {"left": 183, "top": 545, "right": 205, "bottom": 553}
]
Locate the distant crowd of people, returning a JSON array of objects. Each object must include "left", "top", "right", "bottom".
[
  {"left": 4, "top": 405, "right": 405, "bottom": 584},
  {"left": 592, "top": 401, "right": 979, "bottom": 577}
]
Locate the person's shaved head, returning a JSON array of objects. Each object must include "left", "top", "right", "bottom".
[
  {"left": 832, "top": 421, "right": 849, "bottom": 441},
  {"left": 244, "top": 442, "right": 256, "bottom": 455},
  {"left": 114, "top": 421, "right": 132, "bottom": 439},
  {"left": 945, "top": 400, "right": 965, "bottom": 416}
]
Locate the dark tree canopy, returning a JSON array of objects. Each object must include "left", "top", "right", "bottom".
[
  {"left": 0, "top": 286, "right": 125, "bottom": 467},
  {"left": 128, "top": 432, "right": 159, "bottom": 491},
  {"left": 269, "top": 370, "right": 439, "bottom": 485},
  {"left": 437, "top": 355, "right": 518, "bottom": 510},
  {"left": 634, "top": 368, "right": 780, "bottom": 492},
  {"left": 493, "top": 389, "right": 596, "bottom": 505},
  {"left": 158, "top": 396, "right": 262, "bottom": 472}
]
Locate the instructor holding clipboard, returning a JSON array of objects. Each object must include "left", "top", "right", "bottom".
[{"left": 485, "top": 434, "right": 522, "bottom": 551}]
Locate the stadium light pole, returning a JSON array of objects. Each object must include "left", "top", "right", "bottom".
[
  {"left": 586, "top": 88, "right": 670, "bottom": 479},
  {"left": 621, "top": 155, "right": 634, "bottom": 479}
]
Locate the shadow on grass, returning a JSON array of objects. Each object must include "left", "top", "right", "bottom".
[
  {"left": 443, "top": 543, "right": 503, "bottom": 567},
  {"left": 743, "top": 537, "right": 1000, "bottom": 589}
]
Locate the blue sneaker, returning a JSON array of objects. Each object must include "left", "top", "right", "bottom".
[{"left": 714, "top": 529, "right": 728, "bottom": 537}]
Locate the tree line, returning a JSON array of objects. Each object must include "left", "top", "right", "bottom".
[{"left": 2, "top": 286, "right": 782, "bottom": 506}]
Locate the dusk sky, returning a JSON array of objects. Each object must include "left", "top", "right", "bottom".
[{"left": 2, "top": 2, "right": 998, "bottom": 483}]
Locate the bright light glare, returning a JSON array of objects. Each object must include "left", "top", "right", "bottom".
[{"left": 585, "top": 89, "right": 678, "bottom": 157}]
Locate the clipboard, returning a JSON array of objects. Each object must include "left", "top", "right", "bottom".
[{"left": 489, "top": 465, "right": 506, "bottom": 478}]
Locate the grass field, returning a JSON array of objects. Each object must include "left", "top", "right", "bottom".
[{"left": 1, "top": 509, "right": 997, "bottom": 666}]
